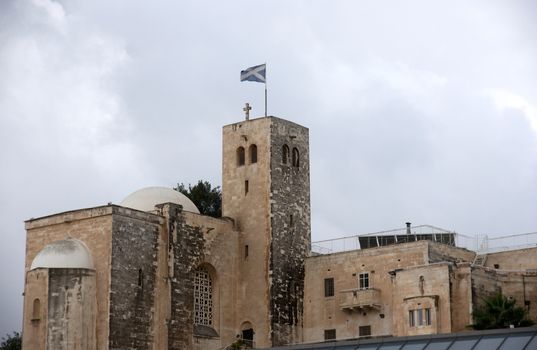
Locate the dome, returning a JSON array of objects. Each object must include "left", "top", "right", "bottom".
[
  {"left": 31, "top": 239, "right": 94, "bottom": 270},
  {"left": 120, "top": 186, "right": 200, "bottom": 214}
]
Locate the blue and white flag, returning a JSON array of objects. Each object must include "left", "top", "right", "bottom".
[{"left": 240, "top": 64, "right": 266, "bottom": 83}]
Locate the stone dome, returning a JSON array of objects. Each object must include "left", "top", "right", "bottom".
[
  {"left": 30, "top": 239, "right": 94, "bottom": 270},
  {"left": 120, "top": 186, "right": 200, "bottom": 214}
]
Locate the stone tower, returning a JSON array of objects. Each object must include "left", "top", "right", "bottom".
[{"left": 222, "top": 116, "right": 311, "bottom": 347}]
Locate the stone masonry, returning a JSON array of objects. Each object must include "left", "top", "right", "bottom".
[
  {"left": 108, "top": 213, "right": 161, "bottom": 349},
  {"left": 269, "top": 118, "right": 311, "bottom": 346},
  {"left": 21, "top": 115, "right": 537, "bottom": 349}
]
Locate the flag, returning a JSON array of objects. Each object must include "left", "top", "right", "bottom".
[{"left": 240, "top": 64, "right": 266, "bottom": 83}]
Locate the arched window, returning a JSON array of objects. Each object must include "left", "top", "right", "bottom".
[
  {"left": 237, "top": 147, "right": 245, "bottom": 166},
  {"left": 249, "top": 144, "right": 257, "bottom": 164},
  {"left": 194, "top": 267, "right": 213, "bottom": 326},
  {"left": 282, "top": 145, "right": 290, "bottom": 164},
  {"left": 292, "top": 147, "right": 299, "bottom": 167},
  {"left": 32, "top": 298, "right": 41, "bottom": 320}
]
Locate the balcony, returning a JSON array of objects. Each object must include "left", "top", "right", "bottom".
[{"left": 339, "top": 288, "right": 381, "bottom": 311}]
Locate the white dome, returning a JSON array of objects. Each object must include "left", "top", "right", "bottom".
[
  {"left": 120, "top": 186, "right": 200, "bottom": 214},
  {"left": 31, "top": 239, "right": 94, "bottom": 270}
]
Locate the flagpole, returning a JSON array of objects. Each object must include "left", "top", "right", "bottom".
[{"left": 264, "top": 62, "right": 267, "bottom": 117}]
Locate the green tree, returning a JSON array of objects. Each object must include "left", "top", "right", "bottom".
[
  {"left": 472, "top": 293, "right": 534, "bottom": 330},
  {"left": 174, "top": 180, "right": 222, "bottom": 218},
  {"left": 0, "top": 332, "right": 21, "bottom": 350}
]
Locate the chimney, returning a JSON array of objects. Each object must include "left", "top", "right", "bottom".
[{"left": 406, "top": 222, "right": 411, "bottom": 235}]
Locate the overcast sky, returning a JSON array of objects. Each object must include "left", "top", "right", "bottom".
[{"left": 1, "top": 0, "right": 536, "bottom": 335}]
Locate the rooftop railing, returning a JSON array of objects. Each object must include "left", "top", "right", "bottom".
[{"left": 311, "top": 226, "right": 537, "bottom": 255}]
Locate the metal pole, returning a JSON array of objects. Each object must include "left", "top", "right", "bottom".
[{"left": 264, "top": 83, "right": 267, "bottom": 117}]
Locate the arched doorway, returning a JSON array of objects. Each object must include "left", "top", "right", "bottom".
[{"left": 240, "top": 321, "right": 254, "bottom": 347}]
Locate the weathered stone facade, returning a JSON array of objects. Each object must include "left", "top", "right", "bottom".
[
  {"left": 303, "top": 240, "right": 537, "bottom": 342},
  {"left": 21, "top": 115, "right": 537, "bottom": 349},
  {"left": 109, "top": 212, "right": 161, "bottom": 349},
  {"left": 269, "top": 119, "right": 310, "bottom": 346},
  {"left": 23, "top": 116, "right": 312, "bottom": 349},
  {"left": 220, "top": 117, "right": 311, "bottom": 347},
  {"left": 163, "top": 203, "right": 204, "bottom": 349},
  {"left": 47, "top": 268, "right": 96, "bottom": 350}
]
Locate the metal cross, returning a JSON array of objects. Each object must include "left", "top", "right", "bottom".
[{"left": 243, "top": 103, "right": 252, "bottom": 120}]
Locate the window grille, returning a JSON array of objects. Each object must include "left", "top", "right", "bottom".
[
  {"left": 324, "top": 278, "right": 334, "bottom": 297},
  {"left": 194, "top": 267, "right": 213, "bottom": 326},
  {"left": 324, "top": 329, "right": 336, "bottom": 340},
  {"left": 359, "top": 325, "right": 371, "bottom": 337}
]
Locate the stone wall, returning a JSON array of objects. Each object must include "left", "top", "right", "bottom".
[
  {"left": 484, "top": 248, "right": 537, "bottom": 270},
  {"left": 471, "top": 267, "right": 537, "bottom": 322},
  {"left": 269, "top": 118, "right": 311, "bottom": 346},
  {"left": 222, "top": 117, "right": 274, "bottom": 348},
  {"left": 184, "top": 212, "right": 240, "bottom": 349},
  {"left": 303, "top": 241, "right": 431, "bottom": 342},
  {"left": 24, "top": 206, "right": 115, "bottom": 350},
  {"left": 47, "top": 268, "right": 96, "bottom": 350},
  {"left": 22, "top": 269, "right": 48, "bottom": 350},
  {"left": 449, "top": 263, "right": 473, "bottom": 331},
  {"left": 393, "top": 263, "right": 452, "bottom": 336},
  {"left": 162, "top": 203, "right": 205, "bottom": 349},
  {"left": 108, "top": 211, "right": 162, "bottom": 349},
  {"left": 428, "top": 242, "right": 475, "bottom": 264}
]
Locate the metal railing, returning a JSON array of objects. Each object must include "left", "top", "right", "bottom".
[{"left": 311, "top": 227, "right": 537, "bottom": 255}]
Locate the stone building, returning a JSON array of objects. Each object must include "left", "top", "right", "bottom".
[
  {"left": 303, "top": 237, "right": 537, "bottom": 342},
  {"left": 21, "top": 115, "right": 537, "bottom": 349}
]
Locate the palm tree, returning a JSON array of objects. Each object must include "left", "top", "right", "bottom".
[{"left": 472, "top": 293, "right": 534, "bottom": 330}]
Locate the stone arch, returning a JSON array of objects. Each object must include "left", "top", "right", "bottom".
[
  {"left": 237, "top": 147, "right": 245, "bottom": 166},
  {"left": 282, "top": 144, "right": 290, "bottom": 164},
  {"left": 239, "top": 320, "right": 255, "bottom": 345},
  {"left": 292, "top": 147, "right": 299, "bottom": 167},
  {"left": 249, "top": 144, "right": 257, "bottom": 164}
]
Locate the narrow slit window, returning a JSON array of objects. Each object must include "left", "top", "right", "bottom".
[
  {"left": 245, "top": 245, "right": 249, "bottom": 258},
  {"left": 245, "top": 180, "right": 249, "bottom": 195},
  {"left": 282, "top": 144, "right": 290, "bottom": 164},
  {"left": 249, "top": 144, "right": 257, "bottom": 164},
  {"left": 138, "top": 269, "right": 143, "bottom": 288},
  {"left": 292, "top": 147, "right": 299, "bottom": 167},
  {"left": 237, "top": 147, "right": 245, "bottom": 166}
]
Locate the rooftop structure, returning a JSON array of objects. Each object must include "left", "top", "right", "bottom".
[{"left": 312, "top": 223, "right": 537, "bottom": 255}]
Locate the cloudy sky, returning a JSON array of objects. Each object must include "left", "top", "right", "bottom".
[{"left": 1, "top": 0, "right": 536, "bottom": 335}]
